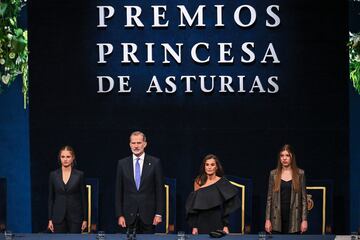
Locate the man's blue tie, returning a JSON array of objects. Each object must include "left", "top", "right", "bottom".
[{"left": 135, "top": 158, "right": 141, "bottom": 190}]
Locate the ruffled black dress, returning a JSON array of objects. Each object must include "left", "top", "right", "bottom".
[{"left": 185, "top": 178, "right": 240, "bottom": 234}]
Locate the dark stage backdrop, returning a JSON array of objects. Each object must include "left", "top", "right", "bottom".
[{"left": 28, "top": 0, "right": 349, "bottom": 234}]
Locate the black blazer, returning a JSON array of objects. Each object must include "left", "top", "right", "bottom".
[
  {"left": 115, "top": 154, "right": 165, "bottom": 225},
  {"left": 48, "top": 168, "right": 87, "bottom": 224}
]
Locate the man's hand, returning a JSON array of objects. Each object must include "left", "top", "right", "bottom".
[
  {"left": 118, "top": 216, "right": 126, "bottom": 228},
  {"left": 153, "top": 215, "right": 162, "bottom": 225},
  {"left": 81, "top": 221, "right": 88, "bottom": 232}
]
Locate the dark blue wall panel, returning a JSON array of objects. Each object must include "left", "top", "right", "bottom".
[
  {"left": 0, "top": 79, "right": 31, "bottom": 232},
  {"left": 350, "top": 87, "right": 360, "bottom": 232},
  {"left": 349, "top": 0, "right": 360, "bottom": 232}
]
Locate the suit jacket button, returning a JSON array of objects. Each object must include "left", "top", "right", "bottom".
[{"left": 130, "top": 213, "right": 134, "bottom": 216}]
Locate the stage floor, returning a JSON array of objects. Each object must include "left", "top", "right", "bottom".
[{"left": 5, "top": 234, "right": 338, "bottom": 239}]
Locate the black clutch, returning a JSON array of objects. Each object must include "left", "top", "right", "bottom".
[{"left": 209, "top": 230, "right": 227, "bottom": 238}]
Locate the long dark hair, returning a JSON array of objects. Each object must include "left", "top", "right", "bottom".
[
  {"left": 58, "top": 145, "right": 76, "bottom": 167},
  {"left": 274, "top": 144, "right": 300, "bottom": 192},
  {"left": 195, "top": 154, "right": 224, "bottom": 186}
]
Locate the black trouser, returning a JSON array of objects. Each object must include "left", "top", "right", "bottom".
[
  {"left": 54, "top": 220, "right": 81, "bottom": 233},
  {"left": 127, "top": 215, "right": 155, "bottom": 234}
]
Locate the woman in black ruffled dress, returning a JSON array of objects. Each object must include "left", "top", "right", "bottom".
[{"left": 185, "top": 154, "right": 240, "bottom": 234}]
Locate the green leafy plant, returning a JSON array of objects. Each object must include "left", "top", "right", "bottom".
[
  {"left": 0, "top": 0, "right": 28, "bottom": 108},
  {"left": 349, "top": 32, "right": 360, "bottom": 94}
]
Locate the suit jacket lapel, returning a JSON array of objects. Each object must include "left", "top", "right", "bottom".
[
  {"left": 140, "top": 156, "right": 151, "bottom": 188},
  {"left": 56, "top": 168, "right": 65, "bottom": 191},
  {"left": 290, "top": 182, "right": 295, "bottom": 208},
  {"left": 66, "top": 169, "right": 76, "bottom": 190},
  {"left": 126, "top": 157, "right": 137, "bottom": 189}
]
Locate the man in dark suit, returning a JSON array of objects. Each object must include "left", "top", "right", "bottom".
[{"left": 115, "top": 131, "right": 165, "bottom": 233}]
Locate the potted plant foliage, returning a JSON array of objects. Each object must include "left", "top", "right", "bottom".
[
  {"left": 349, "top": 32, "right": 360, "bottom": 94},
  {"left": 0, "top": 0, "right": 28, "bottom": 108}
]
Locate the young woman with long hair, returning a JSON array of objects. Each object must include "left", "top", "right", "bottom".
[{"left": 265, "top": 144, "right": 308, "bottom": 234}]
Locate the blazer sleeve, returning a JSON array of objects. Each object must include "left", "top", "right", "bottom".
[
  {"left": 300, "top": 171, "right": 308, "bottom": 221},
  {"left": 265, "top": 171, "right": 274, "bottom": 220},
  {"left": 48, "top": 172, "right": 54, "bottom": 220},
  {"left": 154, "top": 158, "right": 165, "bottom": 216},
  {"left": 80, "top": 171, "right": 87, "bottom": 221},
  {"left": 115, "top": 160, "right": 124, "bottom": 218}
]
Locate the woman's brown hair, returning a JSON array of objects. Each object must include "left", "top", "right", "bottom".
[
  {"left": 273, "top": 144, "right": 300, "bottom": 192},
  {"left": 195, "top": 154, "right": 224, "bottom": 186}
]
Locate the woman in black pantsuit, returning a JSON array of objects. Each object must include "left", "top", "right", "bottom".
[{"left": 48, "top": 146, "right": 87, "bottom": 233}]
